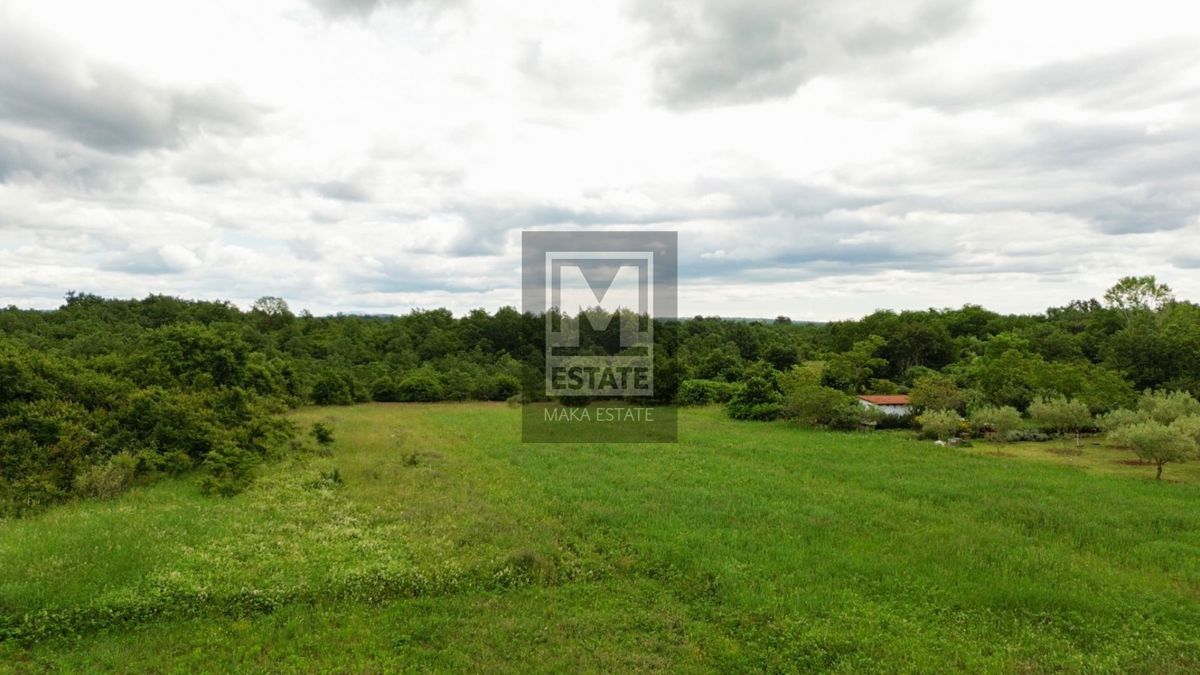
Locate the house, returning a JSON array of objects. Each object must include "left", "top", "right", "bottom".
[{"left": 857, "top": 394, "right": 911, "bottom": 416}]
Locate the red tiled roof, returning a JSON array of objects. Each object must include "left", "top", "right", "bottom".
[{"left": 858, "top": 395, "right": 911, "bottom": 405}]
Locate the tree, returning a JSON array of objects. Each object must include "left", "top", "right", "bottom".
[
  {"left": 823, "top": 335, "right": 887, "bottom": 393},
  {"left": 782, "top": 383, "right": 856, "bottom": 427},
  {"left": 1110, "top": 421, "right": 1195, "bottom": 480},
  {"left": 909, "top": 373, "right": 964, "bottom": 413},
  {"left": 964, "top": 346, "right": 1042, "bottom": 410},
  {"left": 1098, "top": 408, "right": 1145, "bottom": 432},
  {"left": 918, "top": 409, "right": 961, "bottom": 442},
  {"left": 1137, "top": 390, "right": 1200, "bottom": 425},
  {"left": 969, "top": 406, "right": 1021, "bottom": 443},
  {"left": 250, "top": 296, "right": 294, "bottom": 330},
  {"left": 1028, "top": 396, "right": 1092, "bottom": 447},
  {"left": 1169, "top": 415, "right": 1200, "bottom": 447},
  {"left": 1032, "top": 361, "right": 1134, "bottom": 413},
  {"left": 1103, "top": 275, "right": 1173, "bottom": 314}
]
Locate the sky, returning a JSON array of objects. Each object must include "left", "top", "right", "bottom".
[{"left": 1, "top": 0, "right": 1199, "bottom": 320}]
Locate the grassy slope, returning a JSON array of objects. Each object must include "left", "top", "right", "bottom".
[{"left": 2, "top": 404, "right": 1199, "bottom": 673}]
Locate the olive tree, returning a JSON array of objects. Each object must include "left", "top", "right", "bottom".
[
  {"left": 1098, "top": 408, "right": 1145, "bottom": 432},
  {"left": 1137, "top": 390, "right": 1200, "bottom": 425},
  {"left": 1110, "top": 421, "right": 1196, "bottom": 480},
  {"left": 919, "top": 409, "right": 961, "bottom": 442},
  {"left": 1028, "top": 396, "right": 1092, "bottom": 447},
  {"left": 969, "top": 405, "right": 1021, "bottom": 443},
  {"left": 1169, "top": 415, "right": 1200, "bottom": 447}
]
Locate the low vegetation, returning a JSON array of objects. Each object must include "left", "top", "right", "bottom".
[{"left": 2, "top": 404, "right": 1199, "bottom": 671}]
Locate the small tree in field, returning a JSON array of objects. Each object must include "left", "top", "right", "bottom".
[
  {"left": 919, "top": 409, "right": 961, "bottom": 442},
  {"left": 969, "top": 405, "right": 1021, "bottom": 443},
  {"left": 1111, "top": 421, "right": 1196, "bottom": 480},
  {"left": 1029, "top": 396, "right": 1092, "bottom": 447}
]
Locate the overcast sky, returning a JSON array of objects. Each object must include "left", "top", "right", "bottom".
[{"left": 1, "top": 0, "right": 1199, "bottom": 319}]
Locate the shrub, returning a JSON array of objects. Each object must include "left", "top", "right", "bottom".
[
  {"left": 489, "top": 375, "right": 521, "bottom": 401},
  {"left": 677, "top": 379, "right": 737, "bottom": 405},
  {"left": 370, "top": 377, "right": 401, "bottom": 402},
  {"left": 73, "top": 452, "right": 137, "bottom": 499},
  {"left": 439, "top": 369, "right": 476, "bottom": 401},
  {"left": 782, "top": 384, "right": 854, "bottom": 427},
  {"left": 1004, "top": 429, "right": 1050, "bottom": 443},
  {"left": 1110, "top": 421, "right": 1196, "bottom": 480},
  {"left": 310, "top": 422, "right": 335, "bottom": 446},
  {"left": 200, "top": 444, "right": 259, "bottom": 496},
  {"left": 311, "top": 373, "right": 354, "bottom": 405},
  {"left": 307, "top": 468, "right": 344, "bottom": 489},
  {"left": 727, "top": 377, "right": 783, "bottom": 420},
  {"left": 826, "top": 402, "right": 866, "bottom": 431},
  {"left": 397, "top": 371, "right": 444, "bottom": 402},
  {"left": 918, "top": 409, "right": 961, "bottom": 441}
]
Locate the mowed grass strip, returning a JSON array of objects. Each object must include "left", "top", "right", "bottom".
[{"left": 2, "top": 403, "right": 1199, "bottom": 672}]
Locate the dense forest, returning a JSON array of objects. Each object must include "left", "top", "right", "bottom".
[{"left": 2, "top": 275, "right": 1197, "bottom": 513}]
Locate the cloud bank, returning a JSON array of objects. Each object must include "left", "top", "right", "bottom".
[{"left": 0, "top": 0, "right": 1198, "bottom": 319}]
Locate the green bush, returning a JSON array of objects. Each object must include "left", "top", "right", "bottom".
[
  {"left": 200, "top": 444, "right": 260, "bottom": 496},
  {"left": 311, "top": 422, "right": 335, "bottom": 446},
  {"left": 370, "top": 376, "right": 402, "bottom": 402},
  {"left": 311, "top": 373, "right": 354, "bottom": 406},
  {"left": 489, "top": 375, "right": 521, "bottom": 401},
  {"left": 826, "top": 402, "right": 866, "bottom": 431},
  {"left": 918, "top": 409, "right": 961, "bottom": 441},
  {"left": 727, "top": 377, "right": 783, "bottom": 420},
  {"left": 1004, "top": 429, "right": 1051, "bottom": 442},
  {"left": 72, "top": 452, "right": 137, "bottom": 499},
  {"left": 397, "top": 371, "right": 444, "bottom": 402},
  {"left": 782, "top": 384, "right": 854, "bottom": 427},
  {"left": 677, "top": 379, "right": 736, "bottom": 405}
]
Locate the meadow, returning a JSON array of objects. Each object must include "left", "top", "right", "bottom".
[{"left": 2, "top": 403, "right": 1199, "bottom": 672}]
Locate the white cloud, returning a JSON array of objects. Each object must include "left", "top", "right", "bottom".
[{"left": 0, "top": 0, "right": 1199, "bottom": 318}]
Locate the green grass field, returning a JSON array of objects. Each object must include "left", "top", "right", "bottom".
[{"left": 3, "top": 404, "right": 1200, "bottom": 672}]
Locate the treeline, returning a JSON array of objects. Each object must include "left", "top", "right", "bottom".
[{"left": 1, "top": 275, "right": 1196, "bottom": 512}]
